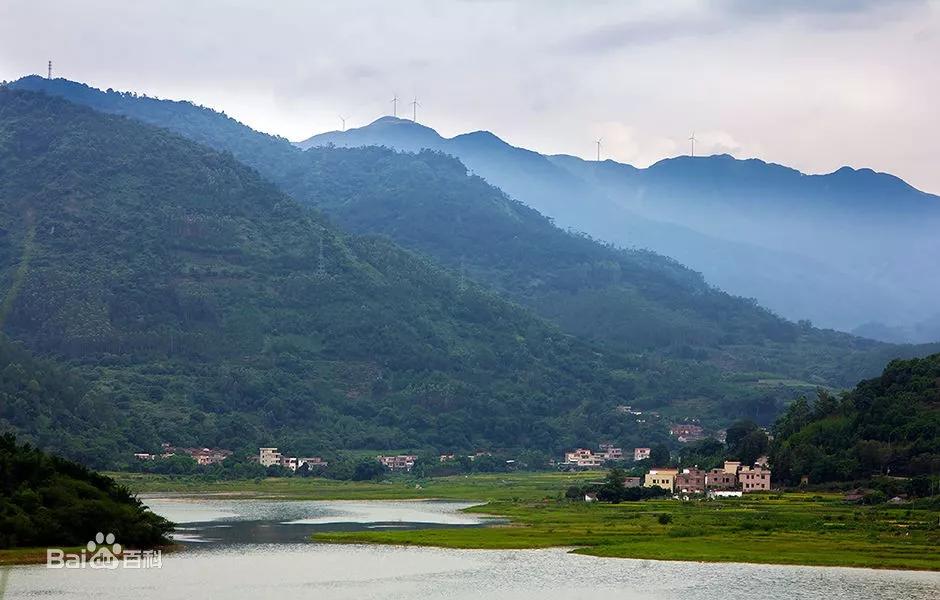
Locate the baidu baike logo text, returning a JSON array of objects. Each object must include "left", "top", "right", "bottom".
[{"left": 46, "top": 532, "right": 162, "bottom": 569}]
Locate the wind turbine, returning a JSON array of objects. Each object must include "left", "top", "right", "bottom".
[
  {"left": 391, "top": 94, "right": 399, "bottom": 117},
  {"left": 411, "top": 96, "right": 420, "bottom": 122},
  {"left": 339, "top": 116, "right": 347, "bottom": 132},
  {"left": 595, "top": 138, "right": 603, "bottom": 162},
  {"left": 689, "top": 131, "right": 696, "bottom": 157}
]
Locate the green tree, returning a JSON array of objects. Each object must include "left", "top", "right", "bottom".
[{"left": 650, "top": 444, "right": 671, "bottom": 467}]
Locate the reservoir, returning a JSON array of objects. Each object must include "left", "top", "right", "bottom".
[{"left": 3, "top": 496, "right": 937, "bottom": 599}]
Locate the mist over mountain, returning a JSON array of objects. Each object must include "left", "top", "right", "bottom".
[
  {"left": 9, "top": 77, "right": 940, "bottom": 372},
  {"left": 300, "top": 117, "right": 940, "bottom": 343},
  {"left": 6, "top": 76, "right": 939, "bottom": 456}
]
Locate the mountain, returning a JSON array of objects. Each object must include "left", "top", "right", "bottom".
[
  {"left": 770, "top": 352, "right": 940, "bottom": 487},
  {"left": 300, "top": 117, "right": 940, "bottom": 341},
  {"left": 7, "top": 77, "right": 938, "bottom": 398},
  {"left": 0, "top": 88, "right": 664, "bottom": 461},
  {"left": 0, "top": 432, "right": 172, "bottom": 549}
]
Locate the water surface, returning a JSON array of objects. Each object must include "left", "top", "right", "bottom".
[{"left": 4, "top": 497, "right": 937, "bottom": 599}]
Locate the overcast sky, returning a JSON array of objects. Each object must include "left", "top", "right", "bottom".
[{"left": 2, "top": 0, "right": 938, "bottom": 193}]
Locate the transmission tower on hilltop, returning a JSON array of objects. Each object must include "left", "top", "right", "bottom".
[{"left": 315, "top": 236, "right": 328, "bottom": 279}]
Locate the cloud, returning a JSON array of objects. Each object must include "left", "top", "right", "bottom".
[
  {"left": 559, "top": 16, "right": 727, "bottom": 54},
  {"left": 719, "top": 0, "right": 923, "bottom": 17},
  {"left": 0, "top": 0, "right": 936, "bottom": 193},
  {"left": 717, "top": 0, "right": 928, "bottom": 29}
]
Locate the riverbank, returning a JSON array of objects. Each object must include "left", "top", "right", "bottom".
[
  {"left": 0, "top": 544, "right": 183, "bottom": 566},
  {"left": 112, "top": 472, "right": 940, "bottom": 571},
  {"left": 0, "top": 546, "right": 72, "bottom": 566}
]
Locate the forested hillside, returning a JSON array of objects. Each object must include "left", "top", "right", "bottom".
[
  {"left": 0, "top": 89, "right": 654, "bottom": 461},
  {"left": 0, "top": 336, "right": 137, "bottom": 466},
  {"left": 8, "top": 77, "right": 936, "bottom": 398},
  {"left": 771, "top": 353, "right": 940, "bottom": 486}
]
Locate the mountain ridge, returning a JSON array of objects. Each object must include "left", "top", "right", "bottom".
[
  {"left": 298, "top": 114, "right": 940, "bottom": 339},
  {"left": 303, "top": 117, "right": 937, "bottom": 201}
]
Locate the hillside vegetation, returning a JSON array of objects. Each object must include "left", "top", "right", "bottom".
[
  {"left": 772, "top": 353, "right": 940, "bottom": 486},
  {"left": 0, "top": 89, "right": 654, "bottom": 462},
  {"left": 7, "top": 78, "right": 936, "bottom": 410},
  {"left": 0, "top": 335, "right": 138, "bottom": 465},
  {"left": 0, "top": 433, "right": 172, "bottom": 549}
]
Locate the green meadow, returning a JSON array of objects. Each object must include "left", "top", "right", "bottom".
[
  {"left": 313, "top": 494, "right": 940, "bottom": 571},
  {"left": 117, "top": 471, "right": 940, "bottom": 571},
  {"left": 112, "top": 471, "right": 600, "bottom": 501}
]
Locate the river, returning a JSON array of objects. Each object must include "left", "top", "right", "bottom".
[{"left": 3, "top": 496, "right": 937, "bottom": 599}]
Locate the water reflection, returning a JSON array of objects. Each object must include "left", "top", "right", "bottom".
[{"left": 145, "top": 496, "right": 491, "bottom": 544}]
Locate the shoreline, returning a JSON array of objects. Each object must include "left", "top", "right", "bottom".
[
  {"left": 0, "top": 544, "right": 182, "bottom": 567},
  {"left": 11, "top": 473, "right": 933, "bottom": 572}
]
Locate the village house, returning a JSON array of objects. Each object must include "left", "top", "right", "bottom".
[
  {"left": 644, "top": 467, "right": 678, "bottom": 492},
  {"left": 439, "top": 453, "right": 456, "bottom": 463},
  {"left": 633, "top": 447, "right": 651, "bottom": 461},
  {"left": 623, "top": 476, "right": 642, "bottom": 488},
  {"left": 705, "top": 468, "right": 738, "bottom": 490},
  {"left": 189, "top": 447, "right": 232, "bottom": 466},
  {"left": 259, "top": 448, "right": 326, "bottom": 471},
  {"left": 158, "top": 443, "right": 231, "bottom": 465},
  {"left": 259, "top": 447, "right": 282, "bottom": 467},
  {"left": 738, "top": 465, "right": 771, "bottom": 492},
  {"left": 133, "top": 452, "right": 155, "bottom": 461},
  {"left": 159, "top": 442, "right": 177, "bottom": 459},
  {"left": 563, "top": 448, "right": 605, "bottom": 468},
  {"left": 676, "top": 467, "right": 706, "bottom": 493},
  {"left": 378, "top": 454, "right": 418, "bottom": 471},
  {"left": 669, "top": 423, "right": 706, "bottom": 443},
  {"left": 843, "top": 489, "right": 867, "bottom": 503},
  {"left": 705, "top": 461, "right": 772, "bottom": 492},
  {"left": 299, "top": 456, "right": 328, "bottom": 469},
  {"left": 599, "top": 444, "right": 624, "bottom": 461}
]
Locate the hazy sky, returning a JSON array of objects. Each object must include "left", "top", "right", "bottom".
[{"left": 2, "top": 0, "right": 938, "bottom": 193}]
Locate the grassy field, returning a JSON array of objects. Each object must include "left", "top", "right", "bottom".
[
  {"left": 0, "top": 546, "right": 82, "bottom": 566},
  {"left": 110, "top": 471, "right": 601, "bottom": 501},
  {"left": 314, "top": 494, "right": 940, "bottom": 571},
  {"left": 113, "top": 472, "right": 940, "bottom": 571}
]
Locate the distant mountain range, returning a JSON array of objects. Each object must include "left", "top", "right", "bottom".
[{"left": 300, "top": 118, "right": 940, "bottom": 343}]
